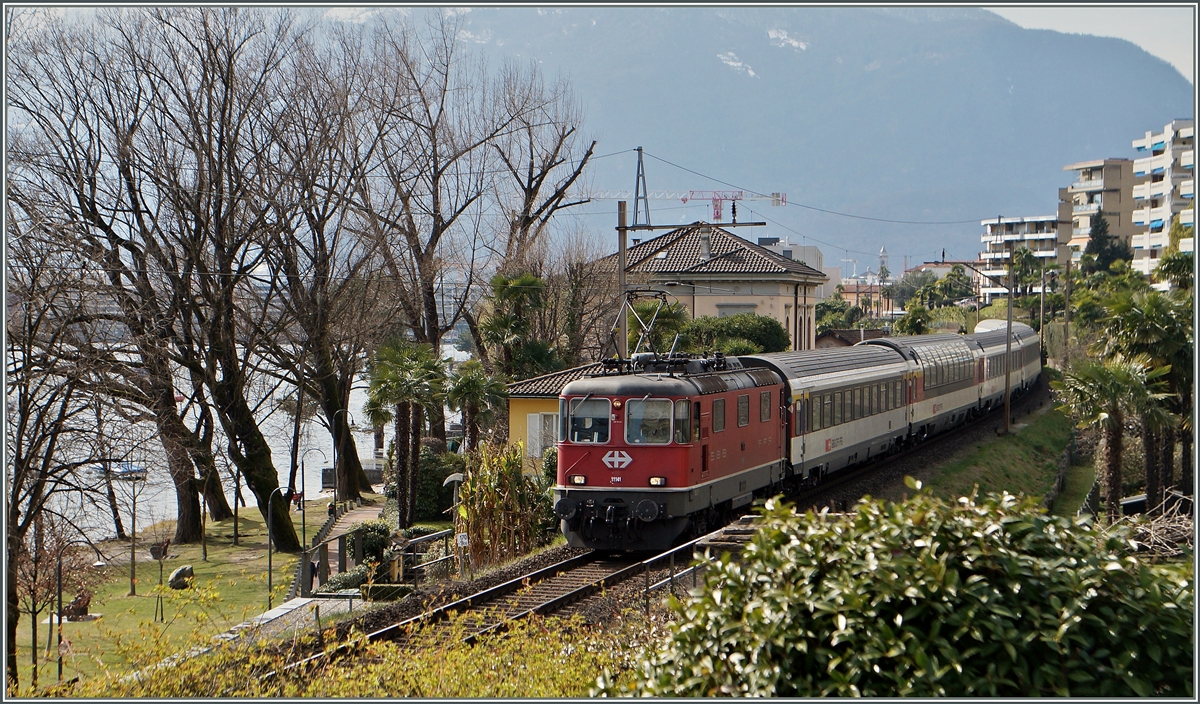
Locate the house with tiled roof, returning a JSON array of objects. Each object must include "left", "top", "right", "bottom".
[
  {"left": 601, "top": 222, "right": 828, "bottom": 350},
  {"left": 507, "top": 363, "right": 604, "bottom": 470}
]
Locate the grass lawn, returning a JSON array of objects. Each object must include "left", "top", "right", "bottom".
[
  {"left": 11, "top": 499, "right": 336, "bottom": 691},
  {"left": 921, "top": 402, "right": 1075, "bottom": 507}
]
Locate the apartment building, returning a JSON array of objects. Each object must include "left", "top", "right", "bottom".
[
  {"left": 1058, "top": 158, "right": 1138, "bottom": 263},
  {"left": 1131, "top": 119, "right": 1194, "bottom": 276},
  {"left": 978, "top": 215, "right": 1059, "bottom": 304}
]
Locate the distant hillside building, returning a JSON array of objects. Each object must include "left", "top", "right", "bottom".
[
  {"left": 610, "top": 223, "right": 828, "bottom": 350},
  {"left": 1059, "top": 158, "right": 1137, "bottom": 264},
  {"left": 1130, "top": 119, "right": 1194, "bottom": 276},
  {"left": 978, "top": 216, "right": 1058, "bottom": 304},
  {"left": 755, "top": 237, "right": 842, "bottom": 301}
]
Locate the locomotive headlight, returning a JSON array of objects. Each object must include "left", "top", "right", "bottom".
[
  {"left": 649, "top": 476, "right": 667, "bottom": 487},
  {"left": 568, "top": 474, "right": 587, "bottom": 485}
]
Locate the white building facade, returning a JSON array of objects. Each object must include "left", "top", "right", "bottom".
[
  {"left": 1131, "top": 119, "right": 1194, "bottom": 275},
  {"left": 978, "top": 215, "right": 1059, "bottom": 304}
]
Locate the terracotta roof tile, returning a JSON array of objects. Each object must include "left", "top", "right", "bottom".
[
  {"left": 506, "top": 363, "right": 605, "bottom": 398},
  {"left": 605, "top": 222, "right": 827, "bottom": 280}
]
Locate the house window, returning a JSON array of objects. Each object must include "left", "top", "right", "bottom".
[{"left": 528, "top": 412, "right": 560, "bottom": 462}]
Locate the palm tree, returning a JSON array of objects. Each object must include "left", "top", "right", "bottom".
[
  {"left": 366, "top": 340, "right": 444, "bottom": 528},
  {"left": 1053, "top": 355, "right": 1170, "bottom": 524},
  {"left": 446, "top": 360, "right": 509, "bottom": 452},
  {"left": 1094, "top": 290, "right": 1192, "bottom": 508}
]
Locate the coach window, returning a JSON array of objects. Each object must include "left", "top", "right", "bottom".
[
  {"left": 737, "top": 394, "right": 750, "bottom": 427},
  {"left": 823, "top": 394, "right": 833, "bottom": 428},
  {"left": 759, "top": 390, "right": 772, "bottom": 422},
  {"left": 872, "top": 384, "right": 880, "bottom": 415},
  {"left": 673, "top": 400, "right": 691, "bottom": 444},
  {"left": 833, "top": 392, "right": 843, "bottom": 426},
  {"left": 568, "top": 397, "right": 610, "bottom": 443},
  {"left": 626, "top": 398, "right": 673, "bottom": 445},
  {"left": 811, "top": 397, "right": 822, "bottom": 431},
  {"left": 713, "top": 398, "right": 726, "bottom": 432}
]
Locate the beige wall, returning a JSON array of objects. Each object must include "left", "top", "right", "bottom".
[
  {"left": 507, "top": 397, "right": 561, "bottom": 473},
  {"left": 662, "top": 283, "right": 817, "bottom": 350}
]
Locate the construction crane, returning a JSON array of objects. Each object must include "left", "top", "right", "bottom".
[
  {"left": 588, "top": 146, "right": 786, "bottom": 225},
  {"left": 588, "top": 189, "right": 787, "bottom": 221}
]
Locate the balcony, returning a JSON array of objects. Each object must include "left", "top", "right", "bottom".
[
  {"left": 1134, "top": 153, "right": 1171, "bottom": 176},
  {"left": 1183, "top": 149, "right": 1194, "bottom": 169},
  {"left": 1072, "top": 202, "right": 1100, "bottom": 213},
  {"left": 1133, "top": 181, "right": 1171, "bottom": 200},
  {"left": 1070, "top": 178, "right": 1104, "bottom": 191},
  {"left": 1133, "top": 205, "right": 1171, "bottom": 227},
  {"left": 1183, "top": 208, "right": 1194, "bottom": 227},
  {"left": 1181, "top": 179, "right": 1194, "bottom": 199},
  {"left": 1132, "top": 232, "right": 1168, "bottom": 250}
]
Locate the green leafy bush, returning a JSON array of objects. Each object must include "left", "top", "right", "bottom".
[
  {"left": 315, "top": 563, "right": 371, "bottom": 593},
  {"left": 606, "top": 486, "right": 1193, "bottom": 697},
  {"left": 415, "top": 449, "right": 463, "bottom": 522},
  {"left": 456, "top": 443, "right": 555, "bottom": 569},
  {"left": 347, "top": 519, "right": 394, "bottom": 563},
  {"left": 684, "top": 313, "right": 789, "bottom": 353}
]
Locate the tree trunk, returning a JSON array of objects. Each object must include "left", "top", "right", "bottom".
[
  {"left": 104, "top": 471, "right": 128, "bottom": 541},
  {"left": 1143, "top": 424, "right": 1160, "bottom": 515},
  {"left": 157, "top": 414, "right": 204, "bottom": 544},
  {"left": 394, "top": 402, "right": 412, "bottom": 529},
  {"left": 214, "top": 384, "right": 300, "bottom": 552},
  {"left": 464, "top": 405, "right": 478, "bottom": 452},
  {"left": 1159, "top": 424, "right": 1175, "bottom": 508},
  {"left": 197, "top": 453, "right": 234, "bottom": 522},
  {"left": 7, "top": 534, "right": 21, "bottom": 691},
  {"left": 1103, "top": 420, "right": 1123, "bottom": 525},
  {"left": 407, "top": 405, "right": 424, "bottom": 527}
]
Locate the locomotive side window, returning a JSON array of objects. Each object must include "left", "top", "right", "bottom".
[
  {"left": 737, "top": 394, "right": 750, "bottom": 427},
  {"left": 759, "top": 391, "right": 771, "bottom": 422},
  {"left": 568, "top": 398, "right": 611, "bottom": 443},
  {"left": 626, "top": 399, "right": 673, "bottom": 444},
  {"left": 712, "top": 398, "right": 726, "bottom": 432},
  {"left": 674, "top": 400, "right": 691, "bottom": 444},
  {"left": 693, "top": 402, "right": 702, "bottom": 441}
]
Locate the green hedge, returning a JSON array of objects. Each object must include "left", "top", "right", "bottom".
[{"left": 607, "top": 484, "right": 1193, "bottom": 697}]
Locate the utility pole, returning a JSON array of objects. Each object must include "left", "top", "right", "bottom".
[
  {"left": 1063, "top": 258, "right": 1071, "bottom": 366},
  {"left": 617, "top": 201, "right": 628, "bottom": 358},
  {"left": 1003, "top": 234, "right": 1014, "bottom": 435}
]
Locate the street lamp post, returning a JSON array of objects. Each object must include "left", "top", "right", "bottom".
[
  {"left": 301, "top": 448, "right": 327, "bottom": 548},
  {"left": 57, "top": 540, "right": 106, "bottom": 682},
  {"left": 266, "top": 486, "right": 287, "bottom": 611}
]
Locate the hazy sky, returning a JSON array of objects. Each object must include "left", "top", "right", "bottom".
[{"left": 985, "top": 6, "right": 1196, "bottom": 85}]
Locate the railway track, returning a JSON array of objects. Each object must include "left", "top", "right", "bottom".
[
  {"left": 270, "top": 377, "right": 1051, "bottom": 678},
  {"left": 273, "top": 551, "right": 644, "bottom": 676}
]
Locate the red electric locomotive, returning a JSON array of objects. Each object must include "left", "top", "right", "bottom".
[{"left": 553, "top": 353, "right": 788, "bottom": 551}]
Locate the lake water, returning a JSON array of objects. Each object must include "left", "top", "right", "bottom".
[{"left": 71, "top": 345, "right": 470, "bottom": 541}]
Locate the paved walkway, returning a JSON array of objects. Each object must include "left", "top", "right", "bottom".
[{"left": 319, "top": 502, "right": 386, "bottom": 578}]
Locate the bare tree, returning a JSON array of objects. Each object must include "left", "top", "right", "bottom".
[
  {"left": 6, "top": 8, "right": 302, "bottom": 551},
  {"left": 254, "top": 24, "right": 402, "bottom": 501},
  {"left": 4, "top": 209, "right": 105, "bottom": 690},
  {"left": 490, "top": 63, "right": 595, "bottom": 273}
]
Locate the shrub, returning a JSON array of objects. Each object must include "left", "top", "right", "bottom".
[
  {"left": 315, "top": 563, "right": 371, "bottom": 593},
  {"left": 347, "top": 519, "right": 393, "bottom": 563},
  {"left": 684, "top": 313, "right": 788, "bottom": 354},
  {"left": 456, "top": 443, "right": 555, "bottom": 569},
  {"left": 415, "top": 449, "right": 464, "bottom": 522},
  {"left": 606, "top": 484, "right": 1193, "bottom": 697}
]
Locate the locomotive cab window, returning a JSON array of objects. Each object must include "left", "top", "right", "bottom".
[
  {"left": 674, "top": 400, "right": 691, "bottom": 444},
  {"left": 567, "top": 398, "right": 611, "bottom": 443},
  {"left": 626, "top": 398, "right": 673, "bottom": 445}
]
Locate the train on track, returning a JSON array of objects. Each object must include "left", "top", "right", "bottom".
[{"left": 553, "top": 321, "right": 1041, "bottom": 551}]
